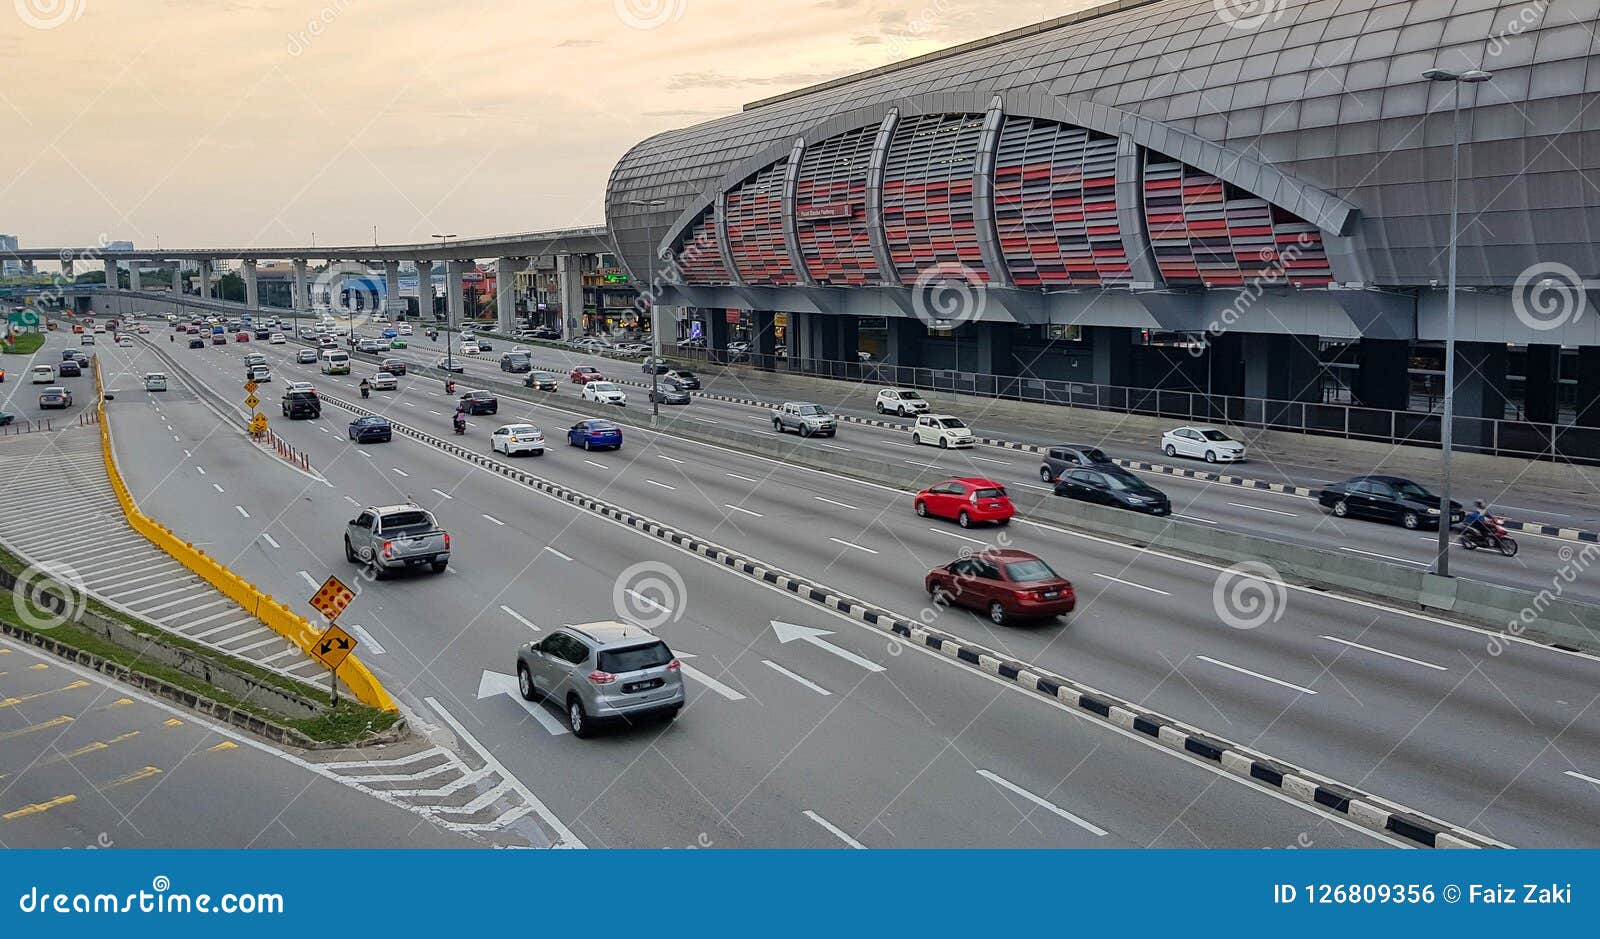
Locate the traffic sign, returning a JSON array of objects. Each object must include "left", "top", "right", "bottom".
[
  {"left": 244, "top": 379, "right": 259, "bottom": 394},
  {"left": 244, "top": 394, "right": 260, "bottom": 409},
  {"left": 311, "top": 623, "right": 357, "bottom": 670},
  {"left": 308, "top": 574, "right": 355, "bottom": 622},
  {"left": 248, "top": 413, "right": 269, "bottom": 434},
  {"left": 7, "top": 311, "right": 39, "bottom": 329}
]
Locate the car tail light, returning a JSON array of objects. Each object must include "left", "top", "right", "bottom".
[
  {"left": 381, "top": 541, "right": 393, "bottom": 559},
  {"left": 969, "top": 491, "right": 980, "bottom": 505},
  {"left": 666, "top": 658, "right": 681, "bottom": 671},
  {"left": 587, "top": 670, "right": 616, "bottom": 685},
  {"left": 442, "top": 533, "right": 450, "bottom": 550}
]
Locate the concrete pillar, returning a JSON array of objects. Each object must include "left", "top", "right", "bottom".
[
  {"left": 1243, "top": 334, "right": 1321, "bottom": 403},
  {"left": 1205, "top": 332, "right": 1245, "bottom": 397},
  {"left": 104, "top": 258, "right": 118, "bottom": 290},
  {"left": 786, "top": 312, "right": 806, "bottom": 361},
  {"left": 21, "top": 259, "right": 34, "bottom": 276},
  {"left": 1577, "top": 347, "right": 1600, "bottom": 428},
  {"left": 240, "top": 260, "right": 257, "bottom": 310},
  {"left": 414, "top": 260, "right": 434, "bottom": 319},
  {"left": 556, "top": 254, "right": 583, "bottom": 339},
  {"left": 446, "top": 260, "right": 467, "bottom": 328},
  {"left": 1090, "top": 326, "right": 1134, "bottom": 387},
  {"left": 495, "top": 257, "right": 519, "bottom": 333},
  {"left": 128, "top": 264, "right": 142, "bottom": 291},
  {"left": 383, "top": 260, "right": 400, "bottom": 316},
  {"left": 61, "top": 259, "right": 73, "bottom": 280},
  {"left": 976, "top": 322, "right": 1016, "bottom": 376},
  {"left": 884, "top": 317, "right": 923, "bottom": 367},
  {"left": 835, "top": 317, "right": 859, "bottom": 362},
  {"left": 752, "top": 310, "right": 777, "bottom": 360},
  {"left": 292, "top": 259, "right": 309, "bottom": 311},
  {"left": 707, "top": 308, "right": 731, "bottom": 352},
  {"left": 196, "top": 259, "right": 213, "bottom": 299},
  {"left": 1452, "top": 341, "right": 1508, "bottom": 449},
  {"left": 1353, "top": 338, "right": 1411, "bottom": 411},
  {"left": 1521, "top": 344, "right": 1561, "bottom": 424}
]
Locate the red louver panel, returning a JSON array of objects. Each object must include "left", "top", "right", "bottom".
[
  {"left": 674, "top": 208, "right": 731, "bottom": 285},
  {"left": 882, "top": 113, "right": 987, "bottom": 285},
  {"left": 795, "top": 125, "right": 876, "bottom": 285},
  {"left": 1144, "top": 159, "right": 1332, "bottom": 287},
  {"left": 724, "top": 161, "right": 796, "bottom": 286},
  {"left": 993, "top": 116, "right": 1129, "bottom": 287}
]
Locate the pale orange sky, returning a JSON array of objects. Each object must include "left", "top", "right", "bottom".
[{"left": 0, "top": 0, "right": 1087, "bottom": 250}]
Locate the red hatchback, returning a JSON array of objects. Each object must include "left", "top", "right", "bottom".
[
  {"left": 924, "top": 549, "right": 1075, "bottom": 625},
  {"left": 570, "top": 366, "right": 604, "bottom": 384},
  {"left": 914, "top": 477, "right": 1014, "bottom": 528},
  {"left": 235, "top": 331, "right": 250, "bottom": 342}
]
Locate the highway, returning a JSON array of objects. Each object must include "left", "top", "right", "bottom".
[{"left": 89, "top": 326, "right": 1600, "bottom": 847}]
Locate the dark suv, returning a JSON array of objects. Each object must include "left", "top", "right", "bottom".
[
  {"left": 459, "top": 390, "right": 499, "bottom": 415},
  {"left": 500, "top": 352, "right": 532, "bottom": 373},
  {"left": 1039, "top": 443, "right": 1117, "bottom": 483},
  {"left": 282, "top": 389, "right": 321, "bottom": 419}
]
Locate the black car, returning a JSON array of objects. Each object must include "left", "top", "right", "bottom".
[
  {"left": 348, "top": 415, "right": 393, "bottom": 443},
  {"left": 500, "top": 353, "right": 533, "bottom": 373},
  {"left": 1053, "top": 466, "right": 1170, "bottom": 515},
  {"left": 524, "top": 372, "right": 559, "bottom": 391},
  {"left": 57, "top": 360, "right": 81, "bottom": 378},
  {"left": 475, "top": 338, "right": 493, "bottom": 352},
  {"left": 381, "top": 358, "right": 407, "bottom": 376},
  {"left": 254, "top": 328, "right": 271, "bottom": 340},
  {"left": 282, "top": 389, "right": 321, "bottom": 419},
  {"left": 1039, "top": 443, "right": 1116, "bottom": 483},
  {"left": 1317, "top": 475, "right": 1463, "bottom": 530},
  {"left": 649, "top": 381, "right": 691, "bottom": 405},
  {"left": 459, "top": 390, "right": 498, "bottom": 415},
  {"left": 188, "top": 337, "right": 206, "bottom": 349}
]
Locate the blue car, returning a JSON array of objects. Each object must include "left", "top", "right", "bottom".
[
  {"left": 348, "top": 415, "right": 393, "bottom": 444},
  {"left": 567, "top": 419, "right": 622, "bottom": 451},
  {"left": 382, "top": 329, "right": 397, "bottom": 338}
]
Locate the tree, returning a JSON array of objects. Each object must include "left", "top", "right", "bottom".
[{"left": 218, "top": 271, "right": 246, "bottom": 303}]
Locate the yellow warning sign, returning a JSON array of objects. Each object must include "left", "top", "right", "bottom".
[
  {"left": 244, "top": 394, "right": 260, "bottom": 409},
  {"left": 308, "top": 574, "right": 356, "bottom": 622},
  {"left": 244, "top": 379, "right": 259, "bottom": 394},
  {"left": 311, "top": 623, "right": 357, "bottom": 670},
  {"left": 248, "top": 413, "right": 268, "bottom": 434}
]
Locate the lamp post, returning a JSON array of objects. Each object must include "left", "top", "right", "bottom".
[
  {"left": 1422, "top": 66, "right": 1492, "bottom": 578},
  {"left": 433, "top": 234, "right": 457, "bottom": 373},
  {"left": 629, "top": 199, "right": 668, "bottom": 417}
]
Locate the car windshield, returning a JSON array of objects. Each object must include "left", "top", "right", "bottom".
[
  {"left": 1004, "top": 559, "right": 1057, "bottom": 582},
  {"left": 1200, "top": 430, "right": 1233, "bottom": 442},
  {"left": 676, "top": 371, "right": 695, "bottom": 379},
  {"left": 533, "top": 373, "right": 555, "bottom": 381},
  {"left": 936, "top": 418, "right": 968, "bottom": 429},
  {"left": 900, "top": 391, "right": 923, "bottom": 400},
  {"left": 590, "top": 383, "right": 616, "bottom": 391},
  {"left": 597, "top": 641, "right": 673, "bottom": 674},
  {"left": 589, "top": 421, "right": 618, "bottom": 432},
  {"left": 1393, "top": 481, "right": 1434, "bottom": 500},
  {"left": 379, "top": 511, "right": 434, "bottom": 533},
  {"left": 797, "top": 405, "right": 828, "bottom": 416}
]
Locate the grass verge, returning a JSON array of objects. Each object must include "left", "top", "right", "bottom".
[{"left": 2, "top": 333, "right": 46, "bottom": 355}]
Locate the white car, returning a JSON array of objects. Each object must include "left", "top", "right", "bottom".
[
  {"left": 398, "top": 324, "right": 413, "bottom": 335},
  {"left": 300, "top": 326, "right": 318, "bottom": 337},
  {"left": 876, "top": 388, "right": 930, "bottom": 416},
  {"left": 296, "top": 349, "right": 319, "bottom": 364},
  {"left": 144, "top": 373, "right": 167, "bottom": 392},
  {"left": 248, "top": 364, "right": 272, "bottom": 382},
  {"left": 491, "top": 423, "right": 545, "bottom": 456},
  {"left": 284, "top": 381, "right": 314, "bottom": 394},
  {"left": 583, "top": 381, "right": 627, "bottom": 406},
  {"left": 1161, "top": 425, "right": 1246, "bottom": 463},
  {"left": 269, "top": 333, "right": 286, "bottom": 344},
  {"left": 511, "top": 346, "right": 532, "bottom": 356},
  {"left": 29, "top": 364, "right": 53, "bottom": 384},
  {"left": 92, "top": 325, "right": 106, "bottom": 334},
  {"left": 911, "top": 414, "right": 975, "bottom": 449},
  {"left": 460, "top": 341, "right": 480, "bottom": 355},
  {"left": 244, "top": 353, "right": 267, "bottom": 367},
  {"left": 117, "top": 337, "right": 134, "bottom": 347},
  {"left": 367, "top": 371, "right": 398, "bottom": 391}
]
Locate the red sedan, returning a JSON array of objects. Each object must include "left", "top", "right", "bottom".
[
  {"left": 570, "top": 366, "right": 604, "bottom": 384},
  {"left": 914, "top": 477, "right": 1014, "bottom": 528},
  {"left": 925, "top": 549, "right": 1075, "bottom": 625},
  {"left": 235, "top": 331, "right": 250, "bottom": 342}
]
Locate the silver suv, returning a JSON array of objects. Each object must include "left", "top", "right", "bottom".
[
  {"left": 772, "top": 401, "right": 837, "bottom": 438},
  {"left": 515, "top": 621, "right": 684, "bottom": 737}
]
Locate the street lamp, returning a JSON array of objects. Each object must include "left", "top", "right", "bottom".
[
  {"left": 629, "top": 199, "right": 668, "bottom": 417},
  {"left": 1422, "top": 66, "right": 1492, "bottom": 578},
  {"left": 434, "top": 234, "right": 457, "bottom": 373}
]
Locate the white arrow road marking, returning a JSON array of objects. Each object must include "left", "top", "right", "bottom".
[
  {"left": 762, "top": 660, "right": 830, "bottom": 696},
  {"left": 669, "top": 648, "right": 746, "bottom": 702},
  {"left": 803, "top": 810, "right": 864, "bottom": 848},
  {"left": 770, "top": 620, "right": 884, "bottom": 672},
  {"left": 976, "top": 769, "right": 1106, "bottom": 836}
]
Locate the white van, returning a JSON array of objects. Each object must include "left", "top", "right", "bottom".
[
  {"left": 320, "top": 350, "right": 351, "bottom": 375},
  {"left": 144, "top": 373, "right": 168, "bottom": 392}
]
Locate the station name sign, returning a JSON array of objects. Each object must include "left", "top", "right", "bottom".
[{"left": 797, "top": 203, "right": 854, "bottom": 221}]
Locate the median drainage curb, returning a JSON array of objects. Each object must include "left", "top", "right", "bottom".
[{"left": 318, "top": 388, "right": 1504, "bottom": 849}]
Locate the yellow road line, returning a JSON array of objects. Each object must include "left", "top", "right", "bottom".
[
  {"left": 0, "top": 680, "right": 90, "bottom": 709},
  {"left": 0, "top": 715, "right": 73, "bottom": 742},
  {"left": 27, "top": 663, "right": 46, "bottom": 670},
  {"left": 162, "top": 718, "right": 183, "bottom": 727},
  {"left": 96, "top": 766, "right": 162, "bottom": 791},
  {"left": 208, "top": 741, "right": 237, "bottom": 752},
  {"left": 2, "top": 794, "right": 76, "bottom": 821}
]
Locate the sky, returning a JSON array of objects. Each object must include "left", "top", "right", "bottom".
[{"left": 0, "top": 0, "right": 1088, "bottom": 251}]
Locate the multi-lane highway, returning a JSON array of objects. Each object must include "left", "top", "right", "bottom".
[{"left": 82, "top": 322, "right": 1600, "bottom": 847}]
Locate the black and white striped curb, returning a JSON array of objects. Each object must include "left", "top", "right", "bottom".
[{"left": 317, "top": 387, "right": 1502, "bottom": 849}]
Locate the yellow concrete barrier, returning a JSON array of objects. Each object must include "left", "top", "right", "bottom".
[{"left": 92, "top": 358, "right": 396, "bottom": 712}]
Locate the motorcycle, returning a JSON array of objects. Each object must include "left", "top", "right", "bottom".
[
  {"left": 452, "top": 414, "right": 467, "bottom": 435},
  {"left": 1460, "top": 516, "right": 1519, "bottom": 557},
  {"left": 444, "top": 379, "right": 456, "bottom": 395}
]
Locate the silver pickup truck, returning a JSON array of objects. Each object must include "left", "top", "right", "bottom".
[
  {"left": 344, "top": 504, "right": 450, "bottom": 578},
  {"left": 771, "top": 401, "right": 838, "bottom": 438}
]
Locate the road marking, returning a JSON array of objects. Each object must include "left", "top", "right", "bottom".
[
  {"left": 694, "top": 417, "right": 720, "bottom": 424},
  {"left": 344, "top": 496, "right": 360, "bottom": 505},
  {"left": 500, "top": 606, "right": 539, "bottom": 631},
  {"left": 762, "top": 659, "right": 831, "bottom": 695},
  {"left": 431, "top": 488, "right": 454, "bottom": 500},
  {"left": 392, "top": 467, "right": 410, "bottom": 477},
  {"left": 658, "top": 454, "right": 687, "bottom": 464},
  {"left": 1195, "top": 655, "right": 1317, "bottom": 695},
  {"left": 818, "top": 443, "right": 851, "bottom": 452},
  {"left": 724, "top": 504, "right": 763, "bottom": 518},
  {"left": 1565, "top": 770, "right": 1600, "bottom": 787},
  {"left": 211, "top": 483, "right": 224, "bottom": 493},
  {"left": 976, "top": 769, "right": 1106, "bottom": 836},
  {"left": 726, "top": 473, "right": 758, "bottom": 483},
  {"left": 625, "top": 589, "right": 672, "bottom": 615},
  {"left": 1091, "top": 573, "right": 1171, "bottom": 596},
  {"left": 928, "top": 527, "right": 988, "bottom": 545},
  {"left": 771, "top": 620, "right": 884, "bottom": 672},
  {"left": 320, "top": 426, "right": 331, "bottom": 433},
  {"left": 885, "top": 441, "right": 918, "bottom": 449},
  {"left": 2, "top": 794, "right": 76, "bottom": 821},
  {"left": 803, "top": 810, "right": 864, "bottom": 848},
  {"left": 259, "top": 533, "right": 280, "bottom": 548},
  {"left": 583, "top": 460, "right": 607, "bottom": 470},
  {"left": 814, "top": 496, "right": 858, "bottom": 511},
  {"left": 1321, "top": 635, "right": 1447, "bottom": 671},
  {"left": 480, "top": 513, "right": 505, "bottom": 526},
  {"left": 543, "top": 546, "right": 572, "bottom": 561},
  {"left": 297, "top": 570, "right": 320, "bottom": 590},
  {"left": 428, "top": 410, "right": 441, "bottom": 415},
  {"left": 1341, "top": 546, "right": 1426, "bottom": 566},
  {"left": 647, "top": 480, "right": 676, "bottom": 490},
  {"left": 172, "top": 435, "right": 180, "bottom": 441},
  {"left": 1176, "top": 514, "right": 1217, "bottom": 525},
  {"left": 1227, "top": 502, "right": 1298, "bottom": 517},
  {"left": 969, "top": 456, "right": 1011, "bottom": 466},
  {"left": 474, "top": 671, "right": 569, "bottom": 735},
  {"left": 235, "top": 505, "right": 250, "bottom": 518},
  {"left": 828, "top": 536, "right": 877, "bottom": 555},
  {"left": 195, "top": 466, "right": 205, "bottom": 475},
  {"left": 346, "top": 623, "right": 387, "bottom": 655},
  {"left": 1495, "top": 503, "right": 1568, "bottom": 518}
]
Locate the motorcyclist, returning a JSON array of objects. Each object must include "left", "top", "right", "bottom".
[
  {"left": 444, "top": 378, "right": 456, "bottom": 395},
  {"left": 359, "top": 377, "right": 371, "bottom": 399},
  {"left": 452, "top": 405, "right": 467, "bottom": 434},
  {"left": 1463, "top": 500, "right": 1493, "bottom": 542}
]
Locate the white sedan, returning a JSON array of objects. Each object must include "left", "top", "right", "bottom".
[
  {"left": 117, "top": 337, "right": 134, "bottom": 347},
  {"left": 582, "top": 381, "right": 628, "bottom": 406},
  {"left": 1161, "top": 425, "right": 1246, "bottom": 463},
  {"left": 911, "top": 414, "right": 975, "bottom": 449},
  {"left": 268, "top": 333, "right": 286, "bottom": 344},
  {"left": 491, "top": 423, "right": 545, "bottom": 456}
]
